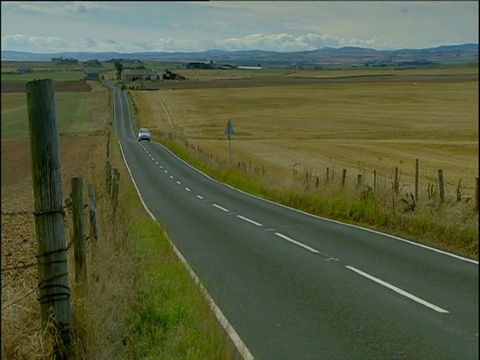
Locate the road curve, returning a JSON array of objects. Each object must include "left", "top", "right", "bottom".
[{"left": 105, "top": 81, "right": 478, "bottom": 360}]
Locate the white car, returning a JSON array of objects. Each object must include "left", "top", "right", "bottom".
[{"left": 138, "top": 128, "right": 151, "bottom": 141}]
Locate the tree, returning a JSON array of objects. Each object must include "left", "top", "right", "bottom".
[{"left": 114, "top": 61, "right": 123, "bottom": 80}]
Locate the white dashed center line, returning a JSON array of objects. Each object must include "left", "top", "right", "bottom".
[
  {"left": 212, "top": 203, "right": 229, "bottom": 213},
  {"left": 237, "top": 215, "right": 263, "bottom": 227},
  {"left": 346, "top": 266, "right": 449, "bottom": 314},
  {"left": 274, "top": 232, "right": 320, "bottom": 254}
]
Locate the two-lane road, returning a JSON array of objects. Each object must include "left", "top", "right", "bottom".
[{"left": 107, "top": 82, "right": 478, "bottom": 359}]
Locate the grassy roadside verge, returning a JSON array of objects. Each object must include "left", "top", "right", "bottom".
[
  {"left": 110, "top": 141, "right": 239, "bottom": 359},
  {"left": 160, "top": 139, "right": 478, "bottom": 261}
]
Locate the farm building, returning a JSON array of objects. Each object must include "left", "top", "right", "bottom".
[
  {"left": 84, "top": 71, "right": 100, "bottom": 80},
  {"left": 238, "top": 66, "right": 262, "bottom": 70},
  {"left": 121, "top": 69, "right": 160, "bottom": 82},
  {"left": 16, "top": 67, "right": 33, "bottom": 73}
]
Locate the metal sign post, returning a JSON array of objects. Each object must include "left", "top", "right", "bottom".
[{"left": 225, "top": 119, "right": 235, "bottom": 164}]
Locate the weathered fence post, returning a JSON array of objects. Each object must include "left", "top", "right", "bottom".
[
  {"left": 373, "top": 169, "right": 377, "bottom": 192},
  {"left": 393, "top": 166, "right": 399, "bottom": 195},
  {"left": 87, "top": 184, "right": 98, "bottom": 268},
  {"left": 356, "top": 174, "right": 362, "bottom": 189},
  {"left": 342, "top": 169, "right": 346, "bottom": 188},
  {"left": 112, "top": 168, "right": 120, "bottom": 214},
  {"left": 106, "top": 160, "right": 112, "bottom": 192},
  {"left": 326, "top": 167, "right": 330, "bottom": 182},
  {"left": 415, "top": 159, "right": 419, "bottom": 202},
  {"left": 474, "top": 177, "right": 479, "bottom": 213},
  {"left": 71, "top": 177, "right": 87, "bottom": 287},
  {"left": 438, "top": 169, "right": 445, "bottom": 203},
  {"left": 106, "top": 131, "right": 110, "bottom": 158},
  {"left": 26, "top": 79, "right": 73, "bottom": 354}
]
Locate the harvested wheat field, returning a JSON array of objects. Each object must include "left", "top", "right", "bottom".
[{"left": 132, "top": 71, "right": 478, "bottom": 200}]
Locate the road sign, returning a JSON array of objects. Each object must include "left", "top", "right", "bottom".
[
  {"left": 225, "top": 119, "right": 234, "bottom": 163},
  {"left": 225, "top": 119, "right": 235, "bottom": 136}
]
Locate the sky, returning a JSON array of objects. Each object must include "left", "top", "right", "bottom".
[{"left": 1, "top": 1, "right": 478, "bottom": 54}]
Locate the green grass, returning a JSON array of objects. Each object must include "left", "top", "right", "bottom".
[
  {"left": 127, "top": 218, "right": 237, "bottom": 359},
  {"left": 1, "top": 69, "right": 87, "bottom": 82},
  {"left": 1, "top": 92, "right": 101, "bottom": 135},
  {"left": 108, "top": 141, "right": 238, "bottom": 359}
]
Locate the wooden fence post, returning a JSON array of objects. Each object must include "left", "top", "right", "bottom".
[
  {"left": 415, "top": 159, "right": 419, "bottom": 202},
  {"left": 71, "top": 177, "right": 87, "bottom": 287},
  {"left": 356, "top": 174, "right": 362, "bottom": 189},
  {"left": 87, "top": 184, "right": 98, "bottom": 267},
  {"left": 373, "top": 170, "right": 377, "bottom": 192},
  {"left": 112, "top": 168, "right": 120, "bottom": 214},
  {"left": 393, "top": 166, "right": 399, "bottom": 195},
  {"left": 475, "top": 177, "right": 478, "bottom": 213},
  {"left": 26, "top": 79, "right": 73, "bottom": 354},
  {"left": 342, "top": 169, "right": 346, "bottom": 188},
  {"left": 438, "top": 169, "right": 445, "bottom": 203},
  {"left": 106, "top": 160, "right": 112, "bottom": 192}
]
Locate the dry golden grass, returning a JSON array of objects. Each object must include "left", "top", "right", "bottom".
[{"left": 132, "top": 70, "right": 478, "bottom": 200}]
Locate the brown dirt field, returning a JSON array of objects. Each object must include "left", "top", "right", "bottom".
[
  {"left": 1, "top": 135, "right": 105, "bottom": 278},
  {"left": 1, "top": 80, "right": 92, "bottom": 93},
  {"left": 1, "top": 135, "right": 105, "bottom": 356},
  {"left": 132, "top": 75, "right": 478, "bottom": 199},
  {"left": 1, "top": 77, "right": 109, "bottom": 356}
]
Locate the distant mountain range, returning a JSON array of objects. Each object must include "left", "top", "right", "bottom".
[{"left": 1, "top": 44, "right": 477, "bottom": 67}]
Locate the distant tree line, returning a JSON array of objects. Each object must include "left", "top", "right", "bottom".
[
  {"left": 186, "top": 62, "right": 214, "bottom": 69},
  {"left": 52, "top": 57, "right": 79, "bottom": 65}
]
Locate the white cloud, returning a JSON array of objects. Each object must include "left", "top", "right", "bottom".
[
  {"left": 1, "top": 1, "right": 477, "bottom": 53},
  {"left": 64, "top": 1, "right": 104, "bottom": 14},
  {"left": 1, "top": 34, "right": 70, "bottom": 53}
]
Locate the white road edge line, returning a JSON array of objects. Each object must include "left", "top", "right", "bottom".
[
  {"left": 117, "top": 139, "right": 254, "bottom": 360},
  {"left": 274, "top": 232, "right": 320, "bottom": 254},
  {"left": 213, "top": 203, "right": 229, "bottom": 213},
  {"left": 346, "top": 265, "right": 449, "bottom": 314},
  {"left": 155, "top": 132, "right": 475, "bottom": 262},
  {"left": 220, "top": 185, "right": 478, "bottom": 265},
  {"left": 237, "top": 215, "right": 263, "bottom": 227}
]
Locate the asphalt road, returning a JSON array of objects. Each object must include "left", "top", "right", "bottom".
[{"left": 106, "top": 82, "right": 478, "bottom": 359}]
